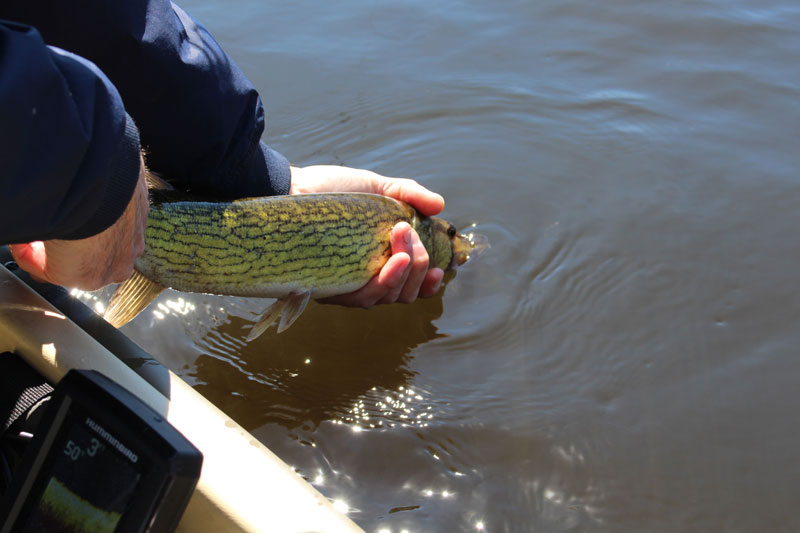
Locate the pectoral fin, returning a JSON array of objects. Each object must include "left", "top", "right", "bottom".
[
  {"left": 246, "top": 299, "right": 287, "bottom": 342},
  {"left": 104, "top": 269, "right": 165, "bottom": 328},
  {"left": 246, "top": 290, "right": 313, "bottom": 341},
  {"left": 277, "top": 290, "right": 312, "bottom": 333}
]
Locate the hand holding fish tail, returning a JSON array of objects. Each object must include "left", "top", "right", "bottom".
[{"left": 290, "top": 165, "right": 445, "bottom": 307}]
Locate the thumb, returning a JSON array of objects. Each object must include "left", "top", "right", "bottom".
[
  {"left": 9, "top": 241, "right": 49, "bottom": 283},
  {"left": 379, "top": 179, "right": 445, "bottom": 217}
]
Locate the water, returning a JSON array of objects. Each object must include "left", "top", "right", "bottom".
[{"left": 87, "top": 0, "right": 800, "bottom": 530}]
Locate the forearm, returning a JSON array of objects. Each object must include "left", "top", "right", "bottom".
[
  {"left": 0, "top": 22, "right": 141, "bottom": 244},
  {"left": 2, "top": 0, "right": 291, "bottom": 198}
]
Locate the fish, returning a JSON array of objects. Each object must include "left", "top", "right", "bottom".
[{"left": 103, "top": 192, "right": 488, "bottom": 340}]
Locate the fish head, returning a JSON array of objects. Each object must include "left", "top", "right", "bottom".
[{"left": 428, "top": 217, "right": 490, "bottom": 270}]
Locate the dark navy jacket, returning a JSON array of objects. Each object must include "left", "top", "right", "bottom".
[{"left": 0, "top": 0, "right": 290, "bottom": 243}]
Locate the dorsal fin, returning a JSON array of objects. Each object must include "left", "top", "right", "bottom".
[
  {"left": 104, "top": 269, "right": 165, "bottom": 328},
  {"left": 144, "top": 170, "right": 174, "bottom": 191}
]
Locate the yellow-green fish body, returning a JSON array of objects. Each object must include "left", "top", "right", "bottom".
[
  {"left": 105, "top": 192, "right": 487, "bottom": 338},
  {"left": 139, "top": 193, "right": 453, "bottom": 298}
]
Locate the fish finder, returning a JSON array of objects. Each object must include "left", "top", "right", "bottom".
[{"left": 0, "top": 369, "right": 202, "bottom": 532}]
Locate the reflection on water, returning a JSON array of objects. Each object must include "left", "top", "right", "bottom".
[
  {"left": 191, "top": 293, "right": 446, "bottom": 431},
  {"left": 75, "top": 0, "right": 800, "bottom": 530}
]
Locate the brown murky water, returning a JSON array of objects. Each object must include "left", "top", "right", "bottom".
[{"left": 87, "top": 0, "right": 800, "bottom": 530}]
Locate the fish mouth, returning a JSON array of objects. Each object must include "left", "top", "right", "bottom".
[{"left": 451, "top": 231, "right": 490, "bottom": 268}]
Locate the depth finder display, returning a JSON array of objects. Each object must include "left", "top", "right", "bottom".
[
  {"left": 23, "top": 415, "right": 143, "bottom": 532},
  {"left": 0, "top": 369, "right": 202, "bottom": 533}
]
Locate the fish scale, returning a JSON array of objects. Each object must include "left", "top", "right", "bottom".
[
  {"left": 104, "top": 192, "right": 487, "bottom": 337},
  {"left": 138, "top": 194, "right": 411, "bottom": 297}
]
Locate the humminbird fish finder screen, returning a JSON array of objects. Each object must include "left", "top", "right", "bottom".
[
  {"left": 23, "top": 414, "right": 142, "bottom": 530},
  {"left": 0, "top": 370, "right": 202, "bottom": 533}
]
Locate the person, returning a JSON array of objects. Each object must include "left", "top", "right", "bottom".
[{"left": 0, "top": 0, "right": 444, "bottom": 309}]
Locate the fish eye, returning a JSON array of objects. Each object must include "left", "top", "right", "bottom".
[{"left": 447, "top": 224, "right": 457, "bottom": 238}]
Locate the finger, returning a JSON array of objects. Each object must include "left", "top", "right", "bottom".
[
  {"left": 378, "top": 178, "right": 445, "bottom": 216},
  {"left": 397, "top": 228, "right": 430, "bottom": 303},
  {"left": 9, "top": 242, "right": 49, "bottom": 283},
  {"left": 321, "top": 224, "right": 415, "bottom": 307},
  {"left": 320, "top": 252, "right": 411, "bottom": 308},
  {"left": 289, "top": 165, "right": 445, "bottom": 216},
  {"left": 377, "top": 223, "right": 416, "bottom": 304},
  {"left": 419, "top": 268, "right": 444, "bottom": 298},
  {"left": 322, "top": 222, "right": 425, "bottom": 307},
  {"left": 373, "top": 251, "right": 411, "bottom": 305}
]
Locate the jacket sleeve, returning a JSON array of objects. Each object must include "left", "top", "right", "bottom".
[
  {"left": 0, "top": 21, "right": 142, "bottom": 243},
  {"left": 2, "top": 0, "right": 291, "bottom": 200}
]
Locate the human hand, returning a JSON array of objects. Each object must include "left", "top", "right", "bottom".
[
  {"left": 9, "top": 158, "right": 149, "bottom": 291},
  {"left": 290, "top": 165, "right": 446, "bottom": 307}
]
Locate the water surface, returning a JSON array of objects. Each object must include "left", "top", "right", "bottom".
[{"left": 89, "top": 0, "right": 800, "bottom": 530}]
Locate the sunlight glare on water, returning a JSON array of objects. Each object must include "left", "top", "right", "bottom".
[{"left": 83, "top": 0, "right": 800, "bottom": 530}]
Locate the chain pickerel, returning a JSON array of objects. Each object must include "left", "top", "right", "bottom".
[{"left": 104, "top": 193, "right": 488, "bottom": 340}]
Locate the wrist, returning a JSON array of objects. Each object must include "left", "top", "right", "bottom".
[
  {"left": 289, "top": 166, "right": 299, "bottom": 194},
  {"left": 288, "top": 166, "right": 310, "bottom": 195}
]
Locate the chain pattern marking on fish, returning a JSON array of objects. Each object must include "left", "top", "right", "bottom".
[{"left": 137, "top": 194, "right": 415, "bottom": 297}]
